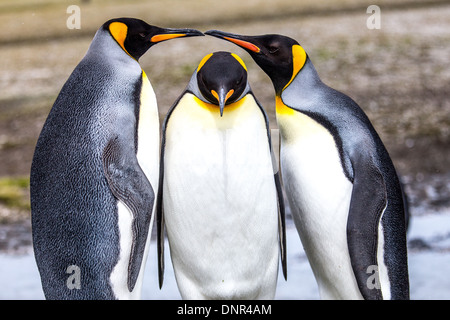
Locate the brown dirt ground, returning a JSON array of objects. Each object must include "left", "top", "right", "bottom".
[{"left": 0, "top": 1, "right": 449, "bottom": 230}]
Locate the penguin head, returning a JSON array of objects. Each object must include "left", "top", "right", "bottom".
[
  {"left": 196, "top": 51, "right": 249, "bottom": 116},
  {"left": 205, "top": 30, "right": 306, "bottom": 94},
  {"left": 104, "top": 18, "right": 203, "bottom": 61}
]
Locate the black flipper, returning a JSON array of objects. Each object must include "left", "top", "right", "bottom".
[
  {"left": 156, "top": 96, "right": 179, "bottom": 289},
  {"left": 347, "top": 153, "right": 386, "bottom": 300},
  {"left": 102, "top": 136, "right": 154, "bottom": 292},
  {"left": 256, "top": 92, "right": 287, "bottom": 281},
  {"left": 156, "top": 138, "right": 166, "bottom": 289},
  {"left": 275, "top": 170, "right": 287, "bottom": 280}
]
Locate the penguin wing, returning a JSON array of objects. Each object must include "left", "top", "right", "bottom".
[
  {"left": 254, "top": 93, "right": 287, "bottom": 280},
  {"left": 347, "top": 152, "right": 386, "bottom": 300},
  {"left": 156, "top": 133, "right": 166, "bottom": 289},
  {"left": 102, "top": 136, "right": 155, "bottom": 292},
  {"left": 274, "top": 168, "right": 287, "bottom": 280},
  {"left": 155, "top": 94, "right": 182, "bottom": 289}
]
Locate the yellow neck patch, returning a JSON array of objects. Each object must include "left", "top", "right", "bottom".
[
  {"left": 283, "top": 44, "right": 307, "bottom": 90},
  {"left": 142, "top": 70, "right": 149, "bottom": 82},
  {"left": 275, "top": 95, "right": 295, "bottom": 116},
  {"left": 109, "top": 22, "right": 131, "bottom": 57},
  {"left": 193, "top": 94, "right": 245, "bottom": 115}
]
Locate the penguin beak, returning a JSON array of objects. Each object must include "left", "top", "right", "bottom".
[
  {"left": 205, "top": 30, "right": 261, "bottom": 53},
  {"left": 150, "top": 28, "right": 204, "bottom": 43},
  {"left": 211, "top": 87, "right": 234, "bottom": 117}
]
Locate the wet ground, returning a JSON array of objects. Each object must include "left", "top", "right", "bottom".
[{"left": 2, "top": 213, "right": 450, "bottom": 300}]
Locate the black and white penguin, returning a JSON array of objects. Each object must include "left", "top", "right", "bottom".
[
  {"left": 206, "top": 30, "right": 409, "bottom": 300},
  {"left": 157, "top": 51, "right": 286, "bottom": 299},
  {"left": 30, "top": 18, "right": 203, "bottom": 299}
]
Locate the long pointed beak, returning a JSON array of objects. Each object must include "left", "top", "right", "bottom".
[
  {"left": 211, "top": 87, "right": 234, "bottom": 117},
  {"left": 205, "top": 30, "right": 261, "bottom": 53},
  {"left": 151, "top": 28, "right": 204, "bottom": 43}
]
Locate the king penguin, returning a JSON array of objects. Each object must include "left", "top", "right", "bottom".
[
  {"left": 157, "top": 51, "right": 286, "bottom": 299},
  {"left": 30, "top": 18, "right": 203, "bottom": 300},
  {"left": 206, "top": 30, "right": 409, "bottom": 300}
]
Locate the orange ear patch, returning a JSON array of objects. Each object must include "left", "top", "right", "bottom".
[
  {"left": 230, "top": 53, "right": 247, "bottom": 71},
  {"left": 283, "top": 45, "right": 307, "bottom": 90},
  {"left": 197, "top": 53, "right": 214, "bottom": 72},
  {"left": 109, "top": 22, "right": 129, "bottom": 55}
]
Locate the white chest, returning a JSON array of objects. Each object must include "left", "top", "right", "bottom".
[
  {"left": 136, "top": 72, "right": 160, "bottom": 189},
  {"left": 277, "top": 107, "right": 362, "bottom": 299},
  {"left": 110, "top": 72, "right": 160, "bottom": 300},
  {"left": 163, "top": 93, "right": 279, "bottom": 299}
]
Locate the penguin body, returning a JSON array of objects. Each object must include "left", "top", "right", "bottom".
[
  {"left": 206, "top": 31, "right": 409, "bottom": 299},
  {"left": 157, "top": 52, "right": 286, "bottom": 299},
  {"left": 277, "top": 92, "right": 358, "bottom": 299},
  {"left": 30, "top": 18, "right": 202, "bottom": 299}
]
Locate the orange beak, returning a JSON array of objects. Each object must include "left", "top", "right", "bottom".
[
  {"left": 224, "top": 37, "right": 260, "bottom": 53},
  {"left": 211, "top": 88, "right": 234, "bottom": 116},
  {"left": 150, "top": 28, "right": 203, "bottom": 43}
]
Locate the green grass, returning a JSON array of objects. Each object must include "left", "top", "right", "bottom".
[{"left": 0, "top": 176, "right": 30, "bottom": 210}]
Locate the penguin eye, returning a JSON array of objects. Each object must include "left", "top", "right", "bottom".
[
  {"left": 138, "top": 32, "right": 146, "bottom": 38},
  {"left": 268, "top": 46, "right": 279, "bottom": 54}
]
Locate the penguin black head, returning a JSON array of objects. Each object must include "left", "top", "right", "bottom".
[
  {"left": 104, "top": 18, "right": 203, "bottom": 61},
  {"left": 196, "top": 51, "right": 248, "bottom": 116},
  {"left": 205, "top": 30, "right": 306, "bottom": 95}
]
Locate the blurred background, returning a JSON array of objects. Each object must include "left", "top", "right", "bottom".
[{"left": 0, "top": 0, "right": 449, "bottom": 299}]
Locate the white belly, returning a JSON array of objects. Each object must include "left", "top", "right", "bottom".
[
  {"left": 278, "top": 109, "right": 362, "bottom": 299},
  {"left": 110, "top": 72, "right": 160, "bottom": 299},
  {"left": 163, "top": 94, "right": 279, "bottom": 299}
]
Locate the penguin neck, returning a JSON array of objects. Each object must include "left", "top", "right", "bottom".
[
  {"left": 85, "top": 28, "right": 141, "bottom": 71},
  {"left": 275, "top": 57, "right": 324, "bottom": 121},
  {"left": 186, "top": 71, "right": 209, "bottom": 104},
  {"left": 277, "top": 57, "right": 322, "bottom": 108}
]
